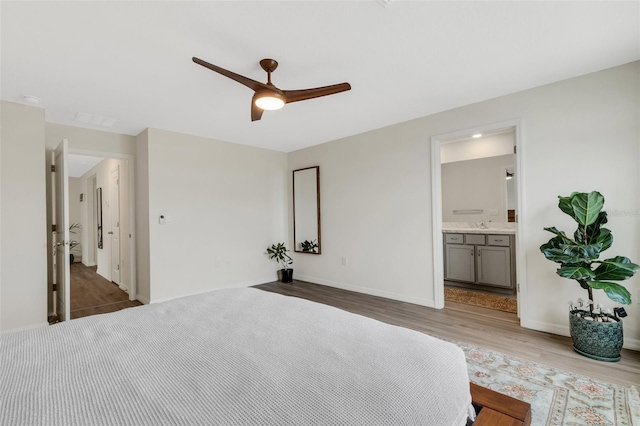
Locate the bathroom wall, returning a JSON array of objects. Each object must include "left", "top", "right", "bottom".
[{"left": 441, "top": 154, "right": 515, "bottom": 223}]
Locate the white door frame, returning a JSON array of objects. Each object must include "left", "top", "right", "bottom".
[
  {"left": 109, "top": 165, "right": 121, "bottom": 286},
  {"left": 430, "top": 119, "right": 528, "bottom": 322},
  {"left": 70, "top": 148, "right": 137, "bottom": 302}
]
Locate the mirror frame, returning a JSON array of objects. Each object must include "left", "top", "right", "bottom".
[
  {"left": 293, "top": 166, "right": 321, "bottom": 254},
  {"left": 97, "top": 187, "right": 103, "bottom": 250}
]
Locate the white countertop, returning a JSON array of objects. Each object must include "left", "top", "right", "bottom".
[
  {"left": 442, "top": 222, "right": 516, "bottom": 235},
  {"left": 442, "top": 228, "right": 516, "bottom": 235}
]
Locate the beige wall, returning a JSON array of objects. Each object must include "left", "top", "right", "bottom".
[
  {"left": 138, "top": 128, "right": 288, "bottom": 303},
  {"left": 0, "top": 101, "right": 48, "bottom": 332},
  {"left": 442, "top": 154, "right": 515, "bottom": 223},
  {"left": 135, "top": 130, "right": 151, "bottom": 303},
  {"left": 288, "top": 61, "right": 640, "bottom": 349},
  {"left": 45, "top": 123, "right": 136, "bottom": 155}
]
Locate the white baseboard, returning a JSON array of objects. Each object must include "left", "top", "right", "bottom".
[
  {"left": 293, "top": 274, "right": 436, "bottom": 308},
  {"left": 82, "top": 260, "right": 96, "bottom": 267},
  {"left": 136, "top": 295, "right": 150, "bottom": 305},
  {"left": 521, "top": 319, "right": 640, "bottom": 351},
  {"left": 1, "top": 321, "right": 49, "bottom": 335},
  {"left": 96, "top": 268, "right": 110, "bottom": 281}
]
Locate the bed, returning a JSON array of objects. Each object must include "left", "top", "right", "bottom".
[{"left": 2, "top": 287, "right": 479, "bottom": 425}]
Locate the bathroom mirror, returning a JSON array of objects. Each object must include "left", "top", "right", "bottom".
[
  {"left": 293, "top": 166, "right": 321, "bottom": 254},
  {"left": 97, "top": 187, "right": 103, "bottom": 249}
]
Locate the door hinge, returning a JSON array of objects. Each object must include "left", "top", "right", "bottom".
[
  {"left": 52, "top": 284, "right": 58, "bottom": 292},
  {"left": 51, "top": 165, "right": 56, "bottom": 172},
  {"left": 513, "top": 145, "right": 517, "bottom": 154},
  {"left": 52, "top": 224, "right": 57, "bottom": 232},
  {"left": 517, "top": 283, "right": 520, "bottom": 292}
]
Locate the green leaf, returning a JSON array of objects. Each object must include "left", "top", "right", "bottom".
[
  {"left": 557, "top": 195, "right": 576, "bottom": 219},
  {"left": 570, "top": 191, "right": 604, "bottom": 226},
  {"left": 593, "top": 257, "right": 639, "bottom": 281},
  {"left": 556, "top": 266, "right": 595, "bottom": 280},
  {"left": 540, "top": 246, "right": 577, "bottom": 264},
  {"left": 588, "top": 281, "right": 632, "bottom": 305},
  {"left": 562, "top": 243, "right": 602, "bottom": 262},
  {"left": 543, "top": 227, "right": 573, "bottom": 243},
  {"left": 574, "top": 211, "right": 608, "bottom": 245},
  {"left": 540, "top": 234, "right": 602, "bottom": 264},
  {"left": 595, "top": 228, "right": 613, "bottom": 252}
]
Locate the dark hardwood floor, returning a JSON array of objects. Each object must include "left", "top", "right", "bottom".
[
  {"left": 255, "top": 280, "right": 640, "bottom": 388},
  {"left": 70, "top": 263, "right": 142, "bottom": 319}
]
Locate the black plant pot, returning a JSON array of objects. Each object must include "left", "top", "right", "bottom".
[
  {"left": 280, "top": 269, "right": 293, "bottom": 283},
  {"left": 570, "top": 312, "right": 623, "bottom": 362}
]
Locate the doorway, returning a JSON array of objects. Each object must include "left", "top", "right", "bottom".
[
  {"left": 48, "top": 148, "right": 137, "bottom": 322},
  {"left": 430, "top": 120, "right": 527, "bottom": 322}
]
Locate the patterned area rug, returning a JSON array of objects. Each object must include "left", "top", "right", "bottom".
[
  {"left": 445, "top": 286, "right": 518, "bottom": 313},
  {"left": 455, "top": 340, "right": 640, "bottom": 425}
]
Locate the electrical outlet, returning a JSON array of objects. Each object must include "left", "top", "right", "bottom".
[{"left": 341, "top": 257, "right": 348, "bottom": 266}]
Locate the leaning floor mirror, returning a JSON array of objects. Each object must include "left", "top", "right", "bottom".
[{"left": 293, "top": 166, "right": 321, "bottom": 254}]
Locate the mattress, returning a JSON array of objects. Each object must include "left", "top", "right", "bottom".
[{"left": 1, "top": 287, "right": 473, "bottom": 425}]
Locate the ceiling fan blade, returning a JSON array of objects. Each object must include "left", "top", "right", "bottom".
[
  {"left": 251, "top": 95, "right": 264, "bottom": 122},
  {"left": 283, "top": 82, "right": 351, "bottom": 104},
  {"left": 192, "top": 57, "right": 269, "bottom": 92}
]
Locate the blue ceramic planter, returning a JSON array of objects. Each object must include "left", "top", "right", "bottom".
[{"left": 569, "top": 312, "right": 623, "bottom": 362}]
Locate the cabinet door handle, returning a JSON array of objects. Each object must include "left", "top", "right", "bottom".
[{"left": 495, "top": 239, "right": 503, "bottom": 242}]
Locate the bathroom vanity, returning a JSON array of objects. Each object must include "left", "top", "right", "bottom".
[{"left": 443, "top": 229, "right": 516, "bottom": 294}]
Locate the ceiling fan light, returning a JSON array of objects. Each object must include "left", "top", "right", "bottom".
[{"left": 254, "top": 91, "right": 285, "bottom": 110}]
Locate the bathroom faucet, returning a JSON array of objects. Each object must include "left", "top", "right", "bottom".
[{"left": 479, "top": 220, "right": 488, "bottom": 229}]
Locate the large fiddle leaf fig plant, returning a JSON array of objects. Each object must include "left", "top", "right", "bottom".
[{"left": 540, "top": 191, "right": 638, "bottom": 313}]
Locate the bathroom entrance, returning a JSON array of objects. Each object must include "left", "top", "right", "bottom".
[{"left": 430, "top": 120, "right": 526, "bottom": 321}]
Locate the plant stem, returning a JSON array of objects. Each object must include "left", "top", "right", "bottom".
[{"left": 587, "top": 286, "right": 594, "bottom": 315}]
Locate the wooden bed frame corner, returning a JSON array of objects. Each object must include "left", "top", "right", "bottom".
[{"left": 470, "top": 382, "right": 532, "bottom": 426}]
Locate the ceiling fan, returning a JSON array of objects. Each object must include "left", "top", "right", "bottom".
[{"left": 192, "top": 57, "right": 351, "bottom": 121}]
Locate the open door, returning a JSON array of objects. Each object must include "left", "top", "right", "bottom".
[
  {"left": 53, "top": 139, "right": 71, "bottom": 321},
  {"left": 109, "top": 166, "right": 120, "bottom": 285}
]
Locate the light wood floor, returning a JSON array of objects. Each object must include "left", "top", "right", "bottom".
[
  {"left": 70, "top": 263, "right": 142, "bottom": 319},
  {"left": 255, "top": 280, "right": 640, "bottom": 388}
]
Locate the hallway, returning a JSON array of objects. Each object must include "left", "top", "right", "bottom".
[{"left": 70, "top": 263, "right": 142, "bottom": 319}]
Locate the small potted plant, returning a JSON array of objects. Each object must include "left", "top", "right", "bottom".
[
  {"left": 300, "top": 239, "right": 318, "bottom": 253},
  {"left": 540, "top": 191, "right": 638, "bottom": 361},
  {"left": 69, "top": 223, "right": 81, "bottom": 264},
  {"left": 267, "top": 242, "right": 293, "bottom": 283}
]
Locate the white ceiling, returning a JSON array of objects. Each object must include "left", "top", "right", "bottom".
[{"left": 2, "top": 1, "right": 638, "bottom": 153}]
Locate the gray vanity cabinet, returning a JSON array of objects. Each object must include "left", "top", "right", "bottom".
[
  {"left": 444, "top": 233, "right": 515, "bottom": 292},
  {"left": 476, "top": 245, "right": 511, "bottom": 287},
  {"left": 445, "top": 244, "right": 475, "bottom": 282}
]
